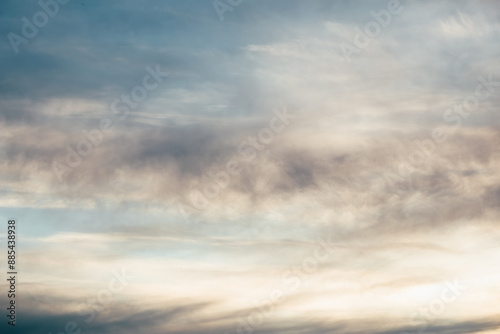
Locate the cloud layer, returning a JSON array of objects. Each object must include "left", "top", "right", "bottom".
[{"left": 1, "top": 0, "right": 499, "bottom": 333}]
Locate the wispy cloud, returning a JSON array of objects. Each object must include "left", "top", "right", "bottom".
[{"left": 1, "top": 0, "right": 499, "bottom": 333}]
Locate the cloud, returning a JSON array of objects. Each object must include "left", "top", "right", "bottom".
[{"left": 1, "top": 1, "right": 500, "bottom": 333}]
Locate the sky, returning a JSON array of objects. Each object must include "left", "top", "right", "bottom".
[{"left": 1, "top": 0, "right": 500, "bottom": 333}]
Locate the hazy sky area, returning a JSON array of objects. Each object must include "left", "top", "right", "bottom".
[{"left": 1, "top": 0, "right": 500, "bottom": 333}]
